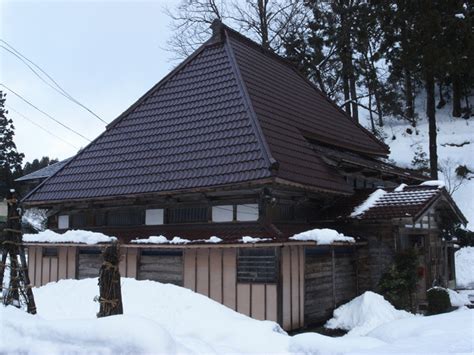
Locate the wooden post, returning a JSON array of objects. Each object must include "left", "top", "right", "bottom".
[
  {"left": 331, "top": 247, "right": 336, "bottom": 308},
  {"left": 1, "top": 190, "right": 37, "bottom": 314},
  {"left": 97, "top": 242, "right": 123, "bottom": 317}
]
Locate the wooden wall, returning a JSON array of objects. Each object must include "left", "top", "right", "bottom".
[
  {"left": 304, "top": 246, "right": 357, "bottom": 326},
  {"left": 27, "top": 243, "right": 353, "bottom": 332},
  {"left": 28, "top": 245, "right": 141, "bottom": 287},
  {"left": 182, "top": 248, "right": 279, "bottom": 324},
  {"left": 281, "top": 245, "right": 305, "bottom": 330},
  {"left": 28, "top": 245, "right": 77, "bottom": 287},
  {"left": 137, "top": 250, "right": 183, "bottom": 286},
  {"left": 77, "top": 248, "right": 102, "bottom": 279},
  {"left": 118, "top": 247, "right": 138, "bottom": 278},
  {"left": 304, "top": 247, "right": 333, "bottom": 324}
]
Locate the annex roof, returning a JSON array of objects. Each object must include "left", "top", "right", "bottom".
[
  {"left": 324, "top": 184, "right": 467, "bottom": 224},
  {"left": 15, "top": 158, "right": 73, "bottom": 182},
  {"left": 24, "top": 21, "right": 390, "bottom": 203}
]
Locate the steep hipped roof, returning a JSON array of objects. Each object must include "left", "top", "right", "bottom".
[{"left": 25, "top": 22, "right": 389, "bottom": 203}]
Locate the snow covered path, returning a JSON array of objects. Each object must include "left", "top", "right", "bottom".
[{"left": 1, "top": 278, "right": 473, "bottom": 354}]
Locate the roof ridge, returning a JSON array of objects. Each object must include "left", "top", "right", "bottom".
[{"left": 223, "top": 29, "right": 277, "bottom": 173}]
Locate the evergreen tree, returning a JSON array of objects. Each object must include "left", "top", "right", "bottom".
[
  {"left": 0, "top": 91, "right": 25, "bottom": 198},
  {"left": 21, "top": 156, "right": 59, "bottom": 177}
]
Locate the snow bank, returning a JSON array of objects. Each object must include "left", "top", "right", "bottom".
[
  {"left": 325, "top": 291, "right": 413, "bottom": 336},
  {"left": 350, "top": 189, "right": 387, "bottom": 217},
  {"left": 290, "top": 228, "right": 355, "bottom": 244},
  {"left": 447, "top": 288, "right": 471, "bottom": 307},
  {"left": 367, "top": 308, "right": 474, "bottom": 354},
  {"left": 455, "top": 246, "right": 474, "bottom": 288},
  {"left": 289, "top": 332, "right": 385, "bottom": 354},
  {"left": 420, "top": 180, "right": 446, "bottom": 188},
  {"left": 0, "top": 306, "right": 181, "bottom": 354},
  {"left": 2, "top": 279, "right": 473, "bottom": 354},
  {"left": 29, "top": 278, "right": 289, "bottom": 353},
  {"left": 23, "top": 229, "right": 116, "bottom": 245}
]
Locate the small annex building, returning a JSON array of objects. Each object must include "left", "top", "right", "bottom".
[{"left": 20, "top": 21, "right": 467, "bottom": 331}]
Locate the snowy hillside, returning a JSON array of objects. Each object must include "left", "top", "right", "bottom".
[
  {"left": 1, "top": 279, "right": 473, "bottom": 354},
  {"left": 360, "top": 101, "right": 473, "bottom": 229},
  {"left": 456, "top": 246, "right": 474, "bottom": 288}
]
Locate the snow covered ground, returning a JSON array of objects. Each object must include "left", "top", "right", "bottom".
[
  {"left": 1, "top": 278, "right": 473, "bottom": 354},
  {"left": 456, "top": 246, "right": 474, "bottom": 289}
]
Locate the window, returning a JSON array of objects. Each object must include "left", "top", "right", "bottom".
[
  {"left": 71, "top": 213, "right": 87, "bottom": 228},
  {"left": 145, "top": 209, "right": 164, "bottom": 225},
  {"left": 237, "top": 248, "right": 277, "bottom": 283},
  {"left": 274, "top": 204, "right": 293, "bottom": 221},
  {"left": 212, "top": 205, "right": 233, "bottom": 222},
  {"left": 58, "top": 215, "right": 69, "bottom": 229},
  {"left": 107, "top": 209, "right": 145, "bottom": 226},
  {"left": 168, "top": 206, "right": 208, "bottom": 223},
  {"left": 237, "top": 204, "right": 259, "bottom": 221},
  {"left": 42, "top": 247, "right": 58, "bottom": 257}
]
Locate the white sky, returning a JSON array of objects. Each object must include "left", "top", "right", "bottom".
[{"left": 1, "top": 0, "right": 178, "bottom": 162}]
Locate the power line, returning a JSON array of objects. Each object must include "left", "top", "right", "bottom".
[
  {"left": 1, "top": 86, "right": 258, "bottom": 212},
  {"left": 0, "top": 45, "right": 260, "bottom": 212},
  {"left": 0, "top": 40, "right": 108, "bottom": 125},
  {"left": 6, "top": 105, "right": 80, "bottom": 150},
  {"left": 0, "top": 83, "right": 92, "bottom": 142}
]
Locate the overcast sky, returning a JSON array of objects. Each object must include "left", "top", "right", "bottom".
[{"left": 1, "top": 0, "right": 178, "bottom": 162}]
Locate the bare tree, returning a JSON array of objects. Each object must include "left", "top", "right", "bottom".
[
  {"left": 165, "top": 0, "right": 308, "bottom": 60},
  {"left": 439, "top": 158, "right": 472, "bottom": 196},
  {"left": 165, "top": 0, "right": 227, "bottom": 60}
]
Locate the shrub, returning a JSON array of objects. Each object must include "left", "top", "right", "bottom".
[
  {"left": 378, "top": 249, "right": 420, "bottom": 311},
  {"left": 427, "top": 288, "right": 451, "bottom": 315}
]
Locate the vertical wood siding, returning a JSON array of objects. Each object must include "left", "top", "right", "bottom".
[
  {"left": 182, "top": 247, "right": 278, "bottom": 325},
  {"left": 281, "top": 245, "right": 305, "bottom": 330},
  {"left": 137, "top": 250, "right": 183, "bottom": 285},
  {"left": 28, "top": 245, "right": 281, "bottom": 328},
  {"left": 28, "top": 246, "right": 77, "bottom": 287},
  {"left": 304, "top": 246, "right": 357, "bottom": 326}
]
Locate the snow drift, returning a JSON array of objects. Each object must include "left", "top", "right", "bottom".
[
  {"left": 325, "top": 291, "right": 413, "bottom": 336},
  {"left": 1, "top": 279, "right": 473, "bottom": 354}
]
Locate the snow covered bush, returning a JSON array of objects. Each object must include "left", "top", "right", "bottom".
[{"left": 427, "top": 288, "right": 451, "bottom": 315}]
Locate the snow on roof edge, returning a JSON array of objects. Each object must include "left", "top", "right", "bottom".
[{"left": 350, "top": 189, "right": 387, "bottom": 218}]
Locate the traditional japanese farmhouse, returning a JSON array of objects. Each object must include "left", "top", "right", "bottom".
[{"left": 21, "top": 21, "right": 466, "bottom": 330}]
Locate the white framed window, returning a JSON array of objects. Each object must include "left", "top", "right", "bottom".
[
  {"left": 212, "top": 205, "right": 233, "bottom": 222},
  {"left": 145, "top": 209, "right": 164, "bottom": 225},
  {"left": 237, "top": 204, "right": 259, "bottom": 221},
  {"left": 58, "top": 215, "right": 69, "bottom": 229}
]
